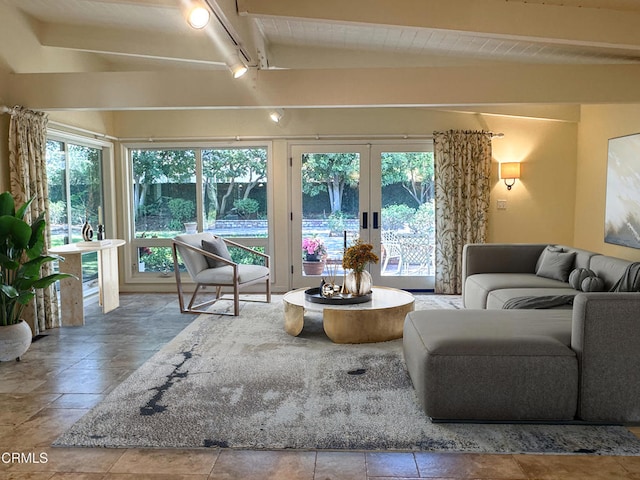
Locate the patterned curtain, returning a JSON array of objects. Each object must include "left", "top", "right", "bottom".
[
  {"left": 433, "top": 130, "right": 492, "bottom": 294},
  {"left": 8, "top": 105, "right": 61, "bottom": 334}
]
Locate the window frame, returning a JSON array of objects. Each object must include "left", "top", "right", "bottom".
[
  {"left": 121, "top": 141, "right": 274, "bottom": 284},
  {"left": 46, "top": 129, "right": 116, "bottom": 295}
]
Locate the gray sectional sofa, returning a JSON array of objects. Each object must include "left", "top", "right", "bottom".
[
  {"left": 461, "top": 243, "right": 633, "bottom": 309},
  {"left": 403, "top": 243, "right": 640, "bottom": 423}
]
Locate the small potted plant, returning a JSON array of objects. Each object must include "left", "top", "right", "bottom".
[
  {"left": 0, "top": 192, "right": 74, "bottom": 361},
  {"left": 302, "top": 235, "right": 327, "bottom": 276}
]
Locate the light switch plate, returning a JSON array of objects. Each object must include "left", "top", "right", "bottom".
[{"left": 497, "top": 199, "right": 507, "bottom": 210}]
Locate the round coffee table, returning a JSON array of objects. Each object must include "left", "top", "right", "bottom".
[{"left": 283, "top": 286, "right": 415, "bottom": 344}]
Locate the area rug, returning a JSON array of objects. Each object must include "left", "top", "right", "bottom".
[{"left": 54, "top": 294, "right": 640, "bottom": 455}]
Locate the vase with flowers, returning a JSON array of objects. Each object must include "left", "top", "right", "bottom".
[
  {"left": 302, "top": 235, "right": 327, "bottom": 275},
  {"left": 342, "top": 239, "right": 379, "bottom": 296}
]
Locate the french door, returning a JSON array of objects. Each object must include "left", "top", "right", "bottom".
[{"left": 290, "top": 142, "right": 434, "bottom": 290}]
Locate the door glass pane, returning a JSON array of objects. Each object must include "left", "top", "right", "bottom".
[
  {"left": 380, "top": 151, "right": 435, "bottom": 276},
  {"left": 301, "top": 152, "right": 360, "bottom": 276},
  {"left": 132, "top": 149, "right": 196, "bottom": 239},
  {"left": 202, "top": 147, "right": 268, "bottom": 239}
]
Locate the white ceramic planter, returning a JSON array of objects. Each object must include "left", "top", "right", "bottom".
[
  {"left": 344, "top": 270, "right": 373, "bottom": 296},
  {"left": 0, "top": 320, "right": 32, "bottom": 362}
]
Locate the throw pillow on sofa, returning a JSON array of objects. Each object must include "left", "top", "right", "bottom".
[
  {"left": 569, "top": 268, "right": 596, "bottom": 290},
  {"left": 536, "top": 246, "right": 576, "bottom": 282},
  {"left": 582, "top": 276, "right": 605, "bottom": 292}
]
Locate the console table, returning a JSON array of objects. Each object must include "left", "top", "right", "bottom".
[{"left": 49, "top": 239, "right": 126, "bottom": 326}]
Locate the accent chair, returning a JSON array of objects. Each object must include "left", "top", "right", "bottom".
[{"left": 171, "top": 232, "right": 271, "bottom": 316}]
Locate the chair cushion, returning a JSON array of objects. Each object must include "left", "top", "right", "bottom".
[
  {"left": 202, "top": 237, "right": 233, "bottom": 268},
  {"left": 195, "top": 264, "right": 269, "bottom": 285}
]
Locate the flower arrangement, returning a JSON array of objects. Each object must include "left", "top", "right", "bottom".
[
  {"left": 342, "top": 239, "right": 379, "bottom": 273},
  {"left": 302, "top": 236, "right": 327, "bottom": 261}
]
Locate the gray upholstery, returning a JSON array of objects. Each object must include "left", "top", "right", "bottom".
[
  {"left": 464, "top": 273, "right": 571, "bottom": 309},
  {"left": 556, "top": 245, "right": 599, "bottom": 270},
  {"left": 404, "top": 309, "right": 577, "bottom": 421},
  {"left": 487, "top": 287, "right": 577, "bottom": 309},
  {"left": 462, "top": 243, "right": 633, "bottom": 308},
  {"left": 405, "top": 242, "right": 640, "bottom": 423},
  {"left": 588, "top": 255, "right": 634, "bottom": 291},
  {"left": 571, "top": 293, "right": 640, "bottom": 423}
]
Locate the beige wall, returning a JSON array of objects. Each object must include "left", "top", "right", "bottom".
[
  {"left": 487, "top": 114, "right": 577, "bottom": 244},
  {"left": 48, "top": 111, "right": 116, "bottom": 138},
  {"left": 574, "top": 104, "right": 640, "bottom": 262}
]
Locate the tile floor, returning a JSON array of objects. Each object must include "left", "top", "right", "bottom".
[{"left": 1, "top": 293, "right": 639, "bottom": 480}]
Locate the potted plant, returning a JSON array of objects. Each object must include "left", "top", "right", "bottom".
[
  {"left": 342, "top": 239, "right": 379, "bottom": 296},
  {"left": 0, "top": 192, "right": 74, "bottom": 361},
  {"left": 302, "top": 235, "right": 327, "bottom": 276}
]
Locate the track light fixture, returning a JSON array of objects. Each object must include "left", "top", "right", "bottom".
[
  {"left": 228, "top": 54, "right": 248, "bottom": 78},
  {"left": 187, "top": 5, "right": 210, "bottom": 29},
  {"left": 269, "top": 109, "right": 284, "bottom": 123}
]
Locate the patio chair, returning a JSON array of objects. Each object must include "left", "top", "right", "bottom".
[
  {"left": 171, "top": 232, "right": 271, "bottom": 316},
  {"left": 381, "top": 230, "right": 403, "bottom": 274},
  {"left": 398, "top": 234, "right": 434, "bottom": 275}
]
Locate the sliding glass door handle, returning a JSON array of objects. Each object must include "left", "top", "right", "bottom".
[
  {"left": 372, "top": 212, "right": 379, "bottom": 229},
  {"left": 361, "top": 211, "right": 368, "bottom": 229}
]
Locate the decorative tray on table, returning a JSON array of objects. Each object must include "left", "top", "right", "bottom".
[{"left": 304, "top": 287, "right": 372, "bottom": 305}]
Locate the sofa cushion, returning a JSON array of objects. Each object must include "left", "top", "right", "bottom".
[
  {"left": 464, "top": 273, "right": 571, "bottom": 309},
  {"left": 557, "top": 245, "right": 600, "bottom": 270},
  {"left": 486, "top": 287, "right": 578, "bottom": 309},
  {"left": 536, "top": 248, "right": 576, "bottom": 282},
  {"left": 403, "top": 309, "right": 577, "bottom": 421},
  {"left": 589, "top": 255, "right": 634, "bottom": 290}
]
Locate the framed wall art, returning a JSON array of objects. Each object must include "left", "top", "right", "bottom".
[{"left": 605, "top": 133, "right": 640, "bottom": 249}]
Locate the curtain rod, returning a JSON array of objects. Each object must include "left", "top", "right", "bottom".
[
  {"left": 48, "top": 121, "right": 118, "bottom": 141},
  {"left": 119, "top": 132, "right": 504, "bottom": 143},
  {"left": 120, "top": 133, "right": 435, "bottom": 142}
]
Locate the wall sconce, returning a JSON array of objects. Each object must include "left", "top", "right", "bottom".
[
  {"left": 500, "top": 162, "right": 521, "bottom": 190},
  {"left": 187, "top": 5, "right": 210, "bottom": 29},
  {"left": 269, "top": 109, "right": 284, "bottom": 123}
]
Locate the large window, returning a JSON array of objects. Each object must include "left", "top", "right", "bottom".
[
  {"left": 130, "top": 146, "right": 269, "bottom": 274},
  {"left": 46, "top": 138, "right": 105, "bottom": 292}
]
